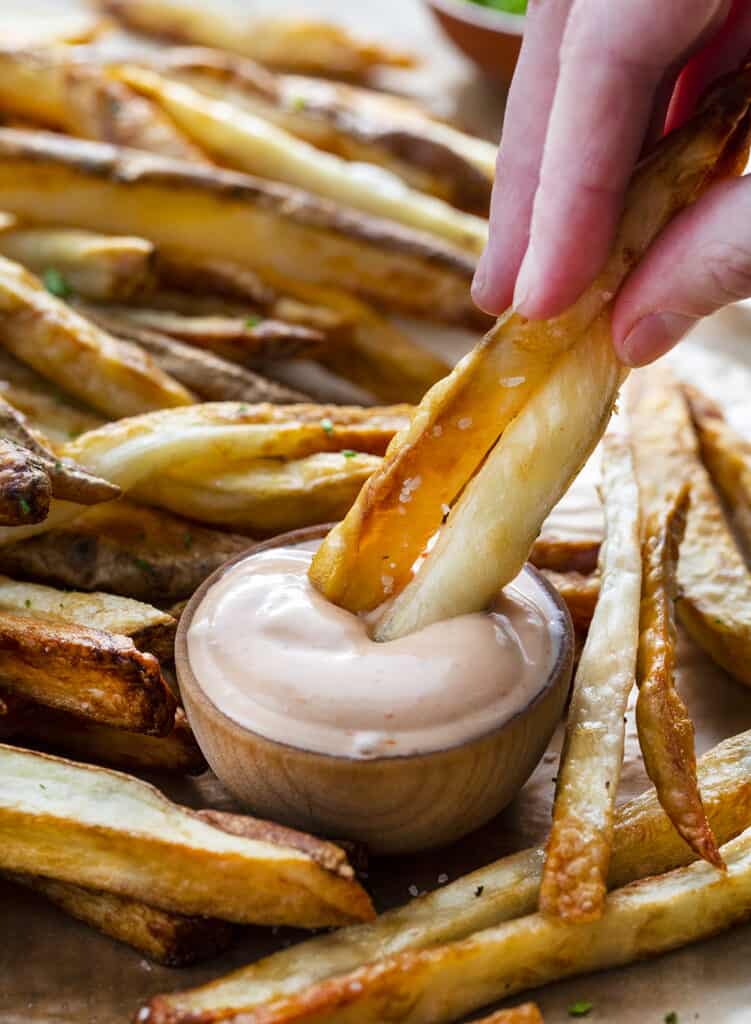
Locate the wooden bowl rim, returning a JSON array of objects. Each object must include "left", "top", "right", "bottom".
[
  {"left": 175, "top": 523, "right": 574, "bottom": 764},
  {"left": 426, "top": 0, "right": 526, "bottom": 35}
]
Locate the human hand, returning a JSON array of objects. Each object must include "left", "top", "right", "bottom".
[{"left": 472, "top": 0, "right": 751, "bottom": 366}]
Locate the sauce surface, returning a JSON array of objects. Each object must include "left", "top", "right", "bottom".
[{"left": 187, "top": 543, "right": 561, "bottom": 758}]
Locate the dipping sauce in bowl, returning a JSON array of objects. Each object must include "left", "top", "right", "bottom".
[{"left": 177, "top": 525, "right": 573, "bottom": 853}]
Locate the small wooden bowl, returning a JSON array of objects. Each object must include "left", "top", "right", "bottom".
[
  {"left": 425, "top": 0, "right": 525, "bottom": 83},
  {"left": 176, "top": 525, "right": 573, "bottom": 855}
]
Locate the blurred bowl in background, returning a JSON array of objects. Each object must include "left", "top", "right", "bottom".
[{"left": 426, "top": 0, "right": 524, "bottom": 83}]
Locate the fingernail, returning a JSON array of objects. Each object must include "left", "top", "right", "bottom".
[
  {"left": 513, "top": 244, "right": 536, "bottom": 313},
  {"left": 618, "top": 312, "right": 697, "bottom": 367},
  {"left": 471, "top": 254, "right": 488, "bottom": 305}
]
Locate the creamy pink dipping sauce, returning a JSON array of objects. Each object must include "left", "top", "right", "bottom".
[{"left": 187, "top": 544, "right": 561, "bottom": 759}]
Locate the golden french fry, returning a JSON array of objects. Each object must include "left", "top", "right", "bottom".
[
  {"left": 473, "top": 1007, "right": 543, "bottom": 1024},
  {"left": 629, "top": 370, "right": 751, "bottom": 686},
  {"left": 539, "top": 570, "right": 599, "bottom": 634},
  {"left": 530, "top": 535, "right": 601, "bottom": 576},
  {"left": 97, "top": 0, "right": 416, "bottom": 77},
  {"left": 540, "top": 436, "right": 642, "bottom": 922},
  {"left": 0, "top": 226, "right": 156, "bottom": 301},
  {"left": 0, "top": 499, "right": 251, "bottom": 603},
  {"left": 114, "top": 66, "right": 487, "bottom": 255},
  {"left": 0, "top": 254, "right": 193, "bottom": 418},
  {"left": 0, "top": 129, "right": 477, "bottom": 323},
  {"left": 140, "top": 728, "right": 751, "bottom": 1023},
  {"left": 0, "top": 743, "right": 374, "bottom": 927},
  {"left": 0, "top": 438, "right": 51, "bottom": 525},
  {"left": 6, "top": 871, "right": 236, "bottom": 966},
  {"left": 0, "top": 611, "right": 176, "bottom": 735},
  {"left": 684, "top": 383, "right": 751, "bottom": 551},
  {"left": 309, "top": 67, "right": 751, "bottom": 616}
]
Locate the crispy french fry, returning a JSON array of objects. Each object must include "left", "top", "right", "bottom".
[
  {"left": 474, "top": 1007, "right": 543, "bottom": 1024},
  {"left": 0, "top": 47, "right": 204, "bottom": 161},
  {"left": 0, "top": 743, "right": 374, "bottom": 927},
  {"left": 684, "top": 383, "right": 751, "bottom": 551},
  {"left": 0, "top": 612, "right": 176, "bottom": 735},
  {"left": 143, "top": 47, "right": 495, "bottom": 214},
  {"left": 0, "top": 699, "right": 205, "bottom": 775},
  {"left": 0, "top": 129, "right": 477, "bottom": 323},
  {"left": 0, "top": 575, "right": 175, "bottom": 660},
  {"left": 540, "top": 437, "right": 642, "bottom": 922},
  {"left": 78, "top": 303, "right": 308, "bottom": 404},
  {"left": 0, "top": 438, "right": 51, "bottom": 525},
  {"left": 5, "top": 871, "right": 236, "bottom": 966},
  {"left": 0, "top": 499, "right": 251, "bottom": 603},
  {"left": 0, "top": 395, "right": 119, "bottom": 505},
  {"left": 637, "top": 485, "right": 723, "bottom": 868},
  {"left": 529, "top": 535, "right": 601, "bottom": 576},
  {"left": 0, "top": 255, "right": 193, "bottom": 418},
  {"left": 538, "top": 570, "right": 600, "bottom": 633},
  {"left": 309, "top": 67, "right": 751, "bottom": 616},
  {"left": 97, "top": 0, "right": 416, "bottom": 77},
  {"left": 0, "top": 226, "right": 156, "bottom": 301},
  {"left": 139, "top": 728, "right": 751, "bottom": 1023},
  {"left": 136, "top": 451, "right": 382, "bottom": 533},
  {"left": 156, "top": 254, "right": 277, "bottom": 308},
  {"left": 629, "top": 370, "right": 751, "bottom": 686},
  {"left": 114, "top": 66, "right": 488, "bottom": 255},
  {"left": 95, "top": 305, "right": 326, "bottom": 364}
]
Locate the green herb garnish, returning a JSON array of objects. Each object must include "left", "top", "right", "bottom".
[
  {"left": 184, "top": 532, "right": 194, "bottom": 550},
  {"left": 665, "top": 1014, "right": 678, "bottom": 1024},
  {"left": 465, "top": 0, "right": 526, "bottom": 13},
  {"left": 341, "top": 449, "right": 358, "bottom": 459},
  {"left": 24, "top": 599, "right": 32, "bottom": 609},
  {"left": 290, "top": 95, "right": 307, "bottom": 111},
  {"left": 568, "top": 1001, "right": 593, "bottom": 1018},
  {"left": 474, "top": 885, "right": 484, "bottom": 897},
  {"left": 245, "top": 315, "right": 262, "bottom": 329},
  {"left": 18, "top": 497, "right": 31, "bottom": 516},
  {"left": 321, "top": 418, "right": 334, "bottom": 435},
  {"left": 42, "top": 268, "right": 73, "bottom": 299},
  {"left": 133, "top": 557, "right": 154, "bottom": 575}
]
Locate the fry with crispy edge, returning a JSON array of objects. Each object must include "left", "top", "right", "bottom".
[
  {"left": 0, "top": 254, "right": 193, "bottom": 417},
  {"left": 530, "top": 535, "right": 601, "bottom": 576},
  {"left": 0, "top": 438, "right": 51, "bottom": 525},
  {"left": 5, "top": 871, "right": 236, "bottom": 966},
  {"left": 0, "top": 403, "right": 407, "bottom": 545},
  {"left": 144, "top": 47, "right": 495, "bottom": 213},
  {"left": 539, "top": 436, "right": 642, "bottom": 922},
  {"left": 0, "top": 129, "right": 478, "bottom": 323},
  {"left": 684, "top": 383, "right": 751, "bottom": 552},
  {"left": 0, "top": 225, "right": 156, "bottom": 301},
  {"left": 0, "top": 743, "right": 374, "bottom": 927},
  {"left": 309, "top": 65, "right": 751, "bottom": 619},
  {"left": 0, "top": 612, "right": 176, "bottom": 735},
  {"left": 0, "top": 499, "right": 252, "bottom": 603},
  {"left": 139, "top": 728, "right": 751, "bottom": 1024},
  {"left": 538, "top": 570, "right": 599, "bottom": 634},
  {"left": 629, "top": 370, "right": 751, "bottom": 687},
  {"left": 0, "top": 47, "right": 204, "bottom": 161},
  {"left": 97, "top": 0, "right": 416, "bottom": 77},
  {"left": 473, "top": 1007, "right": 543, "bottom": 1024},
  {"left": 637, "top": 485, "right": 723, "bottom": 868},
  {"left": 113, "top": 66, "right": 488, "bottom": 255}
]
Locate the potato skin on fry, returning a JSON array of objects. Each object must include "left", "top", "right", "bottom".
[{"left": 0, "top": 438, "right": 51, "bottom": 526}]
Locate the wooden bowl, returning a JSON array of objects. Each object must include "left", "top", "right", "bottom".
[
  {"left": 176, "top": 524, "right": 573, "bottom": 855},
  {"left": 425, "top": 0, "right": 525, "bottom": 83}
]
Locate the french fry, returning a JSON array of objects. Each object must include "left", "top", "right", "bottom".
[
  {"left": 0, "top": 612, "right": 176, "bottom": 735},
  {"left": 78, "top": 303, "right": 309, "bottom": 404},
  {"left": 0, "top": 438, "right": 51, "bottom": 525},
  {"left": 0, "top": 129, "right": 478, "bottom": 323},
  {"left": 139, "top": 728, "right": 751, "bottom": 1023},
  {"left": 97, "top": 0, "right": 416, "bottom": 78},
  {"left": 538, "top": 570, "right": 599, "bottom": 633},
  {"left": 156, "top": 254, "right": 277, "bottom": 308},
  {"left": 629, "top": 370, "right": 751, "bottom": 687},
  {"left": 191, "top": 826, "right": 751, "bottom": 1024},
  {"left": 529, "top": 535, "right": 601, "bottom": 576},
  {"left": 0, "top": 700, "right": 205, "bottom": 775},
  {"left": 636, "top": 486, "right": 723, "bottom": 868},
  {"left": 7, "top": 13, "right": 107, "bottom": 48},
  {"left": 0, "top": 743, "right": 374, "bottom": 927},
  {"left": 0, "top": 225, "right": 156, "bottom": 301},
  {"left": 143, "top": 47, "right": 495, "bottom": 214},
  {"left": 0, "top": 499, "right": 252, "bottom": 603},
  {"left": 114, "top": 66, "right": 488, "bottom": 255},
  {"left": 94, "top": 305, "right": 326, "bottom": 364},
  {"left": 0, "top": 395, "right": 120, "bottom": 505},
  {"left": 0, "top": 47, "right": 204, "bottom": 161},
  {"left": 136, "top": 451, "right": 382, "bottom": 533},
  {"left": 684, "top": 383, "right": 751, "bottom": 551},
  {"left": 309, "top": 66, "right": 751, "bottom": 617},
  {"left": 5, "top": 871, "right": 236, "bottom": 966},
  {"left": 539, "top": 437, "right": 642, "bottom": 922},
  {"left": 0, "top": 255, "right": 193, "bottom": 418},
  {"left": 0, "top": 575, "right": 175, "bottom": 660},
  {"left": 474, "top": 1007, "right": 543, "bottom": 1024}
]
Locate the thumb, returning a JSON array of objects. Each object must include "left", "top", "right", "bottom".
[{"left": 613, "top": 175, "right": 751, "bottom": 366}]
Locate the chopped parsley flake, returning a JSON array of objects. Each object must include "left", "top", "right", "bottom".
[
  {"left": 341, "top": 449, "right": 357, "bottom": 458},
  {"left": 133, "top": 557, "right": 154, "bottom": 575},
  {"left": 568, "top": 1001, "right": 593, "bottom": 1017},
  {"left": 183, "top": 532, "right": 193, "bottom": 550},
  {"left": 18, "top": 497, "right": 31, "bottom": 516},
  {"left": 245, "top": 315, "right": 262, "bottom": 329},
  {"left": 321, "top": 418, "right": 334, "bottom": 435},
  {"left": 24, "top": 599, "right": 32, "bottom": 609},
  {"left": 665, "top": 1015, "right": 678, "bottom": 1024},
  {"left": 42, "top": 268, "right": 72, "bottom": 299},
  {"left": 474, "top": 885, "right": 484, "bottom": 898},
  {"left": 290, "top": 95, "right": 306, "bottom": 111}
]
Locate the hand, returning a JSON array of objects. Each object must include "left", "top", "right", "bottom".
[{"left": 472, "top": 0, "right": 751, "bottom": 366}]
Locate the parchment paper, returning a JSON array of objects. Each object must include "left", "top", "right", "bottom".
[{"left": 3, "top": 2, "right": 751, "bottom": 1022}]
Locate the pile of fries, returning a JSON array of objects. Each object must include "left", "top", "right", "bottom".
[{"left": 2, "top": 3, "right": 751, "bottom": 1022}]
